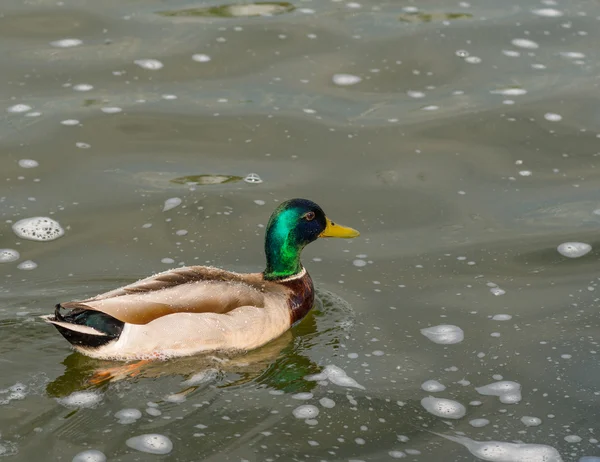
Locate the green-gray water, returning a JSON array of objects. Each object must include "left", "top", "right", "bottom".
[{"left": 1, "top": 0, "right": 600, "bottom": 460}]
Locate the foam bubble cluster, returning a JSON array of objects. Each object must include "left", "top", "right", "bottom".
[
  {"left": 50, "top": 38, "right": 82, "bottom": 47},
  {"left": 557, "top": 242, "right": 591, "bottom": 258},
  {"left": 492, "top": 314, "right": 512, "bottom": 321},
  {"left": 0, "top": 383, "right": 28, "bottom": 405},
  {"left": 244, "top": 173, "right": 263, "bottom": 184},
  {"left": 17, "top": 260, "right": 37, "bottom": 270},
  {"left": 134, "top": 59, "right": 164, "bottom": 70},
  {"left": 0, "top": 249, "right": 20, "bottom": 263},
  {"left": 319, "top": 397, "right": 335, "bottom": 408},
  {"left": 292, "top": 404, "right": 320, "bottom": 419},
  {"left": 12, "top": 217, "right": 65, "bottom": 241},
  {"left": 163, "top": 197, "right": 182, "bottom": 212},
  {"left": 421, "top": 380, "right": 446, "bottom": 392},
  {"left": 521, "top": 416, "right": 542, "bottom": 427},
  {"left": 332, "top": 74, "right": 362, "bottom": 86},
  {"left": 532, "top": 8, "right": 563, "bottom": 17},
  {"left": 72, "top": 449, "right": 107, "bottom": 462},
  {"left": 115, "top": 408, "right": 142, "bottom": 424},
  {"left": 57, "top": 391, "right": 102, "bottom": 408},
  {"left": 7, "top": 104, "right": 32, "bottom": 113},
  {"left": 192, "top": 53, "right": 211, "bottom": 62},
  {"left": 545, "top": 113, "right": 562, "bottom": 122},
  {"left": 18, "top": 159, "right": 38, "bottom": 168},
  {"left": 421, "top": 397, "right": 466, "bottom": 419},
  {"left": 126, "top": 434, "right": 173, "bottom": 455},
  {"left": 469, "top": 418, "right": 490, "bottom": 428},
  {"left": 511, "top": 38, "right": 539, "bottom": 49},
  {"left": 476, "top": 381, "right": 522, "bottom": 404},
  {"left": 305, "top": 365, "right": 365, "bottom": 389},
  {"left": 181, "top": 368, "right": 218, "bottom": 386},
  {"left": 439, "top": 434, "right": 563, "bottom": 462},
  {"left": 420, "top": 325, "right": 464, "bottom": 344}
]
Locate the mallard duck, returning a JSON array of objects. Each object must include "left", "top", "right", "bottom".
[{"left": 41, "top": 198, "right": 359, "bottom": 361}]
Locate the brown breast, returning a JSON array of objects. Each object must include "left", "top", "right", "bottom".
[{"left": 279, "top": 271, "right": 315, "bottom": 325}]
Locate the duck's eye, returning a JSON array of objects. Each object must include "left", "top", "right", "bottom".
[{"left": 304, "top": 211, "right": 315, "bottom": 221}]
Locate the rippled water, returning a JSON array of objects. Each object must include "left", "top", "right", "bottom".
[{"left": 2, "top": 0, "right": 600, "bottom": 460}]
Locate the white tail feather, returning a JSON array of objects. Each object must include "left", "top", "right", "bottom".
[{"left": 40, "top": 316, "right": 108, "bottom": 337}]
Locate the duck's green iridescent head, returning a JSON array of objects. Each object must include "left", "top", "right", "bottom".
[{"left": 263, "top": 198, "right": 360, "bottom": 280}]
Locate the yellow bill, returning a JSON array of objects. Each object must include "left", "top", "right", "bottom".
[{"left": 319, "top": 217, "right": 360, "bottom": 238}]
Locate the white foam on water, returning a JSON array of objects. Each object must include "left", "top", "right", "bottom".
[
  {"left": 491, "top": 88, "right": 527, "bottom": 96},
  {"left": 101, "top": 107, "right": 122, "bottom": 114},
  {"left": 469, "top": 418, "right": 490, "bottom": 428},
  {"left": 560, "top": 51, "right": 585, "bottom": 59},
  {"left": 407, "top": 91, "right": 425, "bottom": 98},
  {"left": 353, "top": 259, "right": 367, "bottom": 267},
  {"left": 73, "top": 84, "right": 94, "bottom": 91},
  {"left": 557, "top": 242, "right": 591, "bottom": 258},
  {"left": 244, "top": 173, "right": 263, "bottom": 184},
  {"left": 305, "top": 365, "right": 365, "bottom": 389},
  {"left": 421, "top": 380, "right": 446, "bottom": 392},
  {"left": 0, "top": 249, "right": 20, "bottom": 263},
  {"left": 436, "top": 433, "right": 563, "bottom": 462},
  {"left": 475, "top": 381, "right": 522, "bottom": 404},
  {"left": 126, "top": 434, "right": 173, "bottom": 455},
  {"left": 12, "top": 217, "right": 65, "bottom": 242},
  {"left": 18, "top": 159, "right": 39, "bottom": 168},
  {"left": 61, "top": 119, "right": 80, "bottom": 125},
  {"left": 564, "top": 435, "right": 581, "bottom": 443},
  {"left": 532, "top": 8, "right": 563, "bottom": 16},
  {"left": 7, "top": 104, "right": 32, "bottom": 113},
  {"left": 134, "top": 59, "right": 164, "bottom": 70},
  {"left": 163, "top": 197, "right": 182, "bottom": 212},
  {"left": 115, "top": 408, "right": 142, "bottom": 424},
  {"left": 420, "top": 325, "right": 464, "bottom": 344},
  {"left": 146, "top": 407, "right": 161, "bottom": 416},
  {"left": 492, "top": 314, "right": 512, "bottom": 321},
  {"left": 180, "top": 368, "right": 218, "bottom": 386},
  {"left": 0, "top": 383, "right": 28, "bottom": 405},
  {"left": 293, "top": 404, "right": 319, "bottom": 419},
  {"left": 521, "top": 416, "right": 542, "bottom": 427},
  {"left": 57, "top": 391, "right": 102, "bottom": 408},
  {"left": 580, "top": 457, "right": 600, "bottom": 462},
  {"left": 17, "top": 260, "right": 37, "bottom": 270},
  {"left": 421, "top": 397, "right": 466, "bottom": 419},
  {"left": 0, "top": 440, "right": 17, "bottom": 457},
  {"left": 544, "top": 113, "right": 562, "bottom": 122},
  {"left": 72, "top": 449, "right": 106, "bottom": 462},
  {"left": 389, "top": 450, "right": 406, "bottom": 458},
  {"left": 165, "top": 393, "right": 186, "bottom": 403},
  {"left": 50, "top": 38, "right": 82, "bottom": 47},
  {"left": 292, "top": 392, "right": 313, "bottom": 400},
  {"left": 319, "top": 397, "right": 335, "bottom": 408},
  {"left": 511, "top": 38, "right": 539, "bottom": 49},
  {"left": 192, "top": 54, "right": 211, "bottom": 62},
  {"left": 332, "top": 74, "right": 362, "bottom": 86}
]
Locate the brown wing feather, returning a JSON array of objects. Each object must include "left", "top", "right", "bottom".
[
  {"left": 81, "top": 266, "right": 254, "bottom": 301},
  {"left": 59, "top": 266, "right": 285, "bottom": 325}
]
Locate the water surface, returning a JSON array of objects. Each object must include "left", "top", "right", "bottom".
[{"left": 1, "top": 0, "right": 600, "bottom": 460}]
